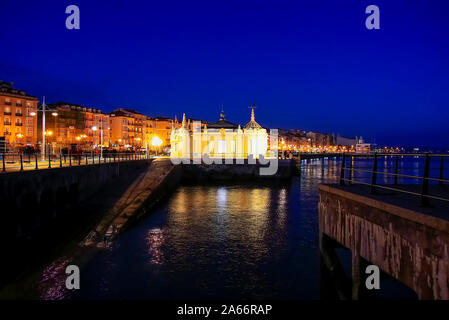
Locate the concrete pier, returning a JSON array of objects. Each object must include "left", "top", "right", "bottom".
[{"left": 319, "top": 184, "right": 449, "bottom": 299}]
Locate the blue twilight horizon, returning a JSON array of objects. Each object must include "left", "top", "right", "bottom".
[{"left": 0, "top": 0, "right": 448, "bottom": 148}]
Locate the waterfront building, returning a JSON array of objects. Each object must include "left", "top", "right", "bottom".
[
  {"left": 334, "top": 134, "right": 363, "bottom": 147},
  {"left": 109, "top": 108, "right": 146, "bottom": 149},
  {"left": 355, "top": 143, "right": 371, "bottom": 154},
  {"left": 39, "top": 102, "right": 110, "bottom": 152},
  {"left": 0, "top": 81, "right": 38, "bottom": 151},
  {"left": 170, "top": 107, "right": 268, "bottom": 159},
  {"left": 145, "top": 116, "right": 180, "bottom": 153}
]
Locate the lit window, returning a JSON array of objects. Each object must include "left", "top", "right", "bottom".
[{"left": 218, "top": 140, "right": 226, "bottom": 153}]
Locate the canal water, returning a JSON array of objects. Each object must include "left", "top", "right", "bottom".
[{"left": 36, "top": 156, "right": 446, "bottom": 300}]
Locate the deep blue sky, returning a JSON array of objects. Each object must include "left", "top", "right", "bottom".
[{"left": 1, "top": 0, "right": 448, "bottom": 147}]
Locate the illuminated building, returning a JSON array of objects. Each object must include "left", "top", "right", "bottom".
[
  {"left": 109, "top": 108, "right": 146, "bottom": 149},
  {"left": 171, "top": 106, "right": 268, "bottom": 159},
  {"left": 39, "top": 102, "right": 110, "bottom": 152},
  {"left": 0, "top": 81, "right": 38, "bottom": 151},
  {"left": 145, "top": 116, "right": 180, "bottom": 153}
]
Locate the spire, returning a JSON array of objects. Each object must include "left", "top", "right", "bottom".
[
  {"left": 220, "top": 105, "right": 225, "bottom": 120},
  {"left": 182, "top": 113, "right": 186, "bottom": 128},
  {"left": 249, "top": 104, "right": 256, "bottom": 121},
  {"left": 174, "top": 115, "right": 178, "bottom": 123},
  {"left": 244, "top": 104, "right": 261, "bottom": 130}
]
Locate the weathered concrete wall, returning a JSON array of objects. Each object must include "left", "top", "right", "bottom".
[
  {"left": 0, "top": 160, "right": 151, "bottom": 240},
  {"left": 318, "top": 185, "right": 449, "bottom": 299}
]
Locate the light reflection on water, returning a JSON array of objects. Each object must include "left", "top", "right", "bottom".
[
  {"left": 38, "top": 157, "right": 436, "bottom": 300},
  {"left": 65, "top": 158, "right": 339, "bottom": 300}
]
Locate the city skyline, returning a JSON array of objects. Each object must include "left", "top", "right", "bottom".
[{"left": 1, "top": 0, "right": 448, "bottom": 148}]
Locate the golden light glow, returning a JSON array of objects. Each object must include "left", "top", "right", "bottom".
[{"left": 151, "top": 136, "right": 163, "bottom": 147}]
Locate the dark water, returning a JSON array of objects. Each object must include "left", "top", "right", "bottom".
[
  {"left": 35, "top": 156, "right": 447, "bottom": 300},
  {"left": 62, "top": 158, "right": 339, "bottom": 300}
]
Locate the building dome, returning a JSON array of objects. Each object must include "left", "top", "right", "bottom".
[
  {"left": 244, "top": 106, "right": 262, "bottom": 129},
  {"left": 207, "top": 109, "right": 239, "bottom": 129}
]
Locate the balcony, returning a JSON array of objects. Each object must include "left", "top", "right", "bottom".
[
  {"left": 15, "top": 123, "right": 23, "bottom": 126},
  {"left": 4, "top": 121, "right": 11, "bottom": 126},
  {"left": 3, "top": 131, "right": 11, "bottom": 135},
  {"left": 15, "top": 113, "right": 22, "bottom": 117},
  {"left": 4, "top": 101, "right": 11, "bottom": 106},
  {"left": 16, "top": 103, "right": 23, "bottom": 107},
  {"left": 4, "top": 112, "right": 11, "bottom": 116}
]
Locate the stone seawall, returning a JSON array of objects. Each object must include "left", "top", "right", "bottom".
[
  {"left": 82, "top": 159, "right": 182, "bottom": 247},
  {"left": 0, "top": 160, "right": 151, "bottom": 241},
  {"left": 181, "top": 159, "right": 297, "bottom": 181}
]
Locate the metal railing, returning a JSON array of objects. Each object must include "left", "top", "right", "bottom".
[
  {"left": 338, "top": 153, "right": 449, "bottom": 207},
  {"left": 1, "top": 151, "right": 150, "bottom": 173}
]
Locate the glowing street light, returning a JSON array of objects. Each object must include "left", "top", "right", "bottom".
[
  {"left": 151, "top": 136, "right": 163, "bottom": 147},
  {"left": 151, "top": 136, "right": 163, "bottom": 156}
]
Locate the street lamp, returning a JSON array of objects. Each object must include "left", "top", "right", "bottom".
[
  {"left": 38, "top": 97, "right": 58, "bottom": 159},
  {"left": 92, "top": 118, "right": 104, "bottom": 159},
  {"left": 151, "top": 135, "right": 163, "bottom": 156}
]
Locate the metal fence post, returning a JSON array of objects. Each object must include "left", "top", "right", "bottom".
[
  {"left": 370, "top": 153, "right": 378, "bottom": 194},
  {"left": 394, "top": 155, "right": 399, "bottom": 185},
  {"left": 48, "top": 153, "right": 51, "bottom": 169},
  {"left": 60, "top": 154, "right": 63, "bottom": 167},
  {"left": 439, "top": 156, "right": 444, "bottom": 186},
  {"left": 35, "top": 154, "right": 38, "bottom": 170},
  {"left": 339, "top": 153, "right": 346, "bottom": 186},
  {"left": 78, "top": 155, "right": 81, "bottom": 166},
  {"left": 421, "top": 153, "right": 431, "bottom": 207},
  {"left": 2, "top": 153, "right": 5, "bottom": 172},
  {"left": 85, "top": 153, "right": 88, "bottom": 165},
  {"left": 69, "top": 154, "right": 72, "bottom": 167},
  {"left": 20, "top": 154, "right": 23, "bottom": 171},
  {"left": 349, "top": 155, "right": 354, "bottom": 184}
]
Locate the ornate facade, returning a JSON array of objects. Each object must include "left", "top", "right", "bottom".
[{"left": 170, "top": 107, "right": 268, "bottom": 159}]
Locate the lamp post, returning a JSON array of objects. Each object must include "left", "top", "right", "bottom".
[
  {"left": 92, "top": 118, "right": 104, "bottom": 159},
  {"left": 37, "top": 97, "right": 58, "bottom": 160}
]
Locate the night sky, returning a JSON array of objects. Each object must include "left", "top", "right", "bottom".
[{"left": 1, "top": 0, "right": 448, "bottom": 148}]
